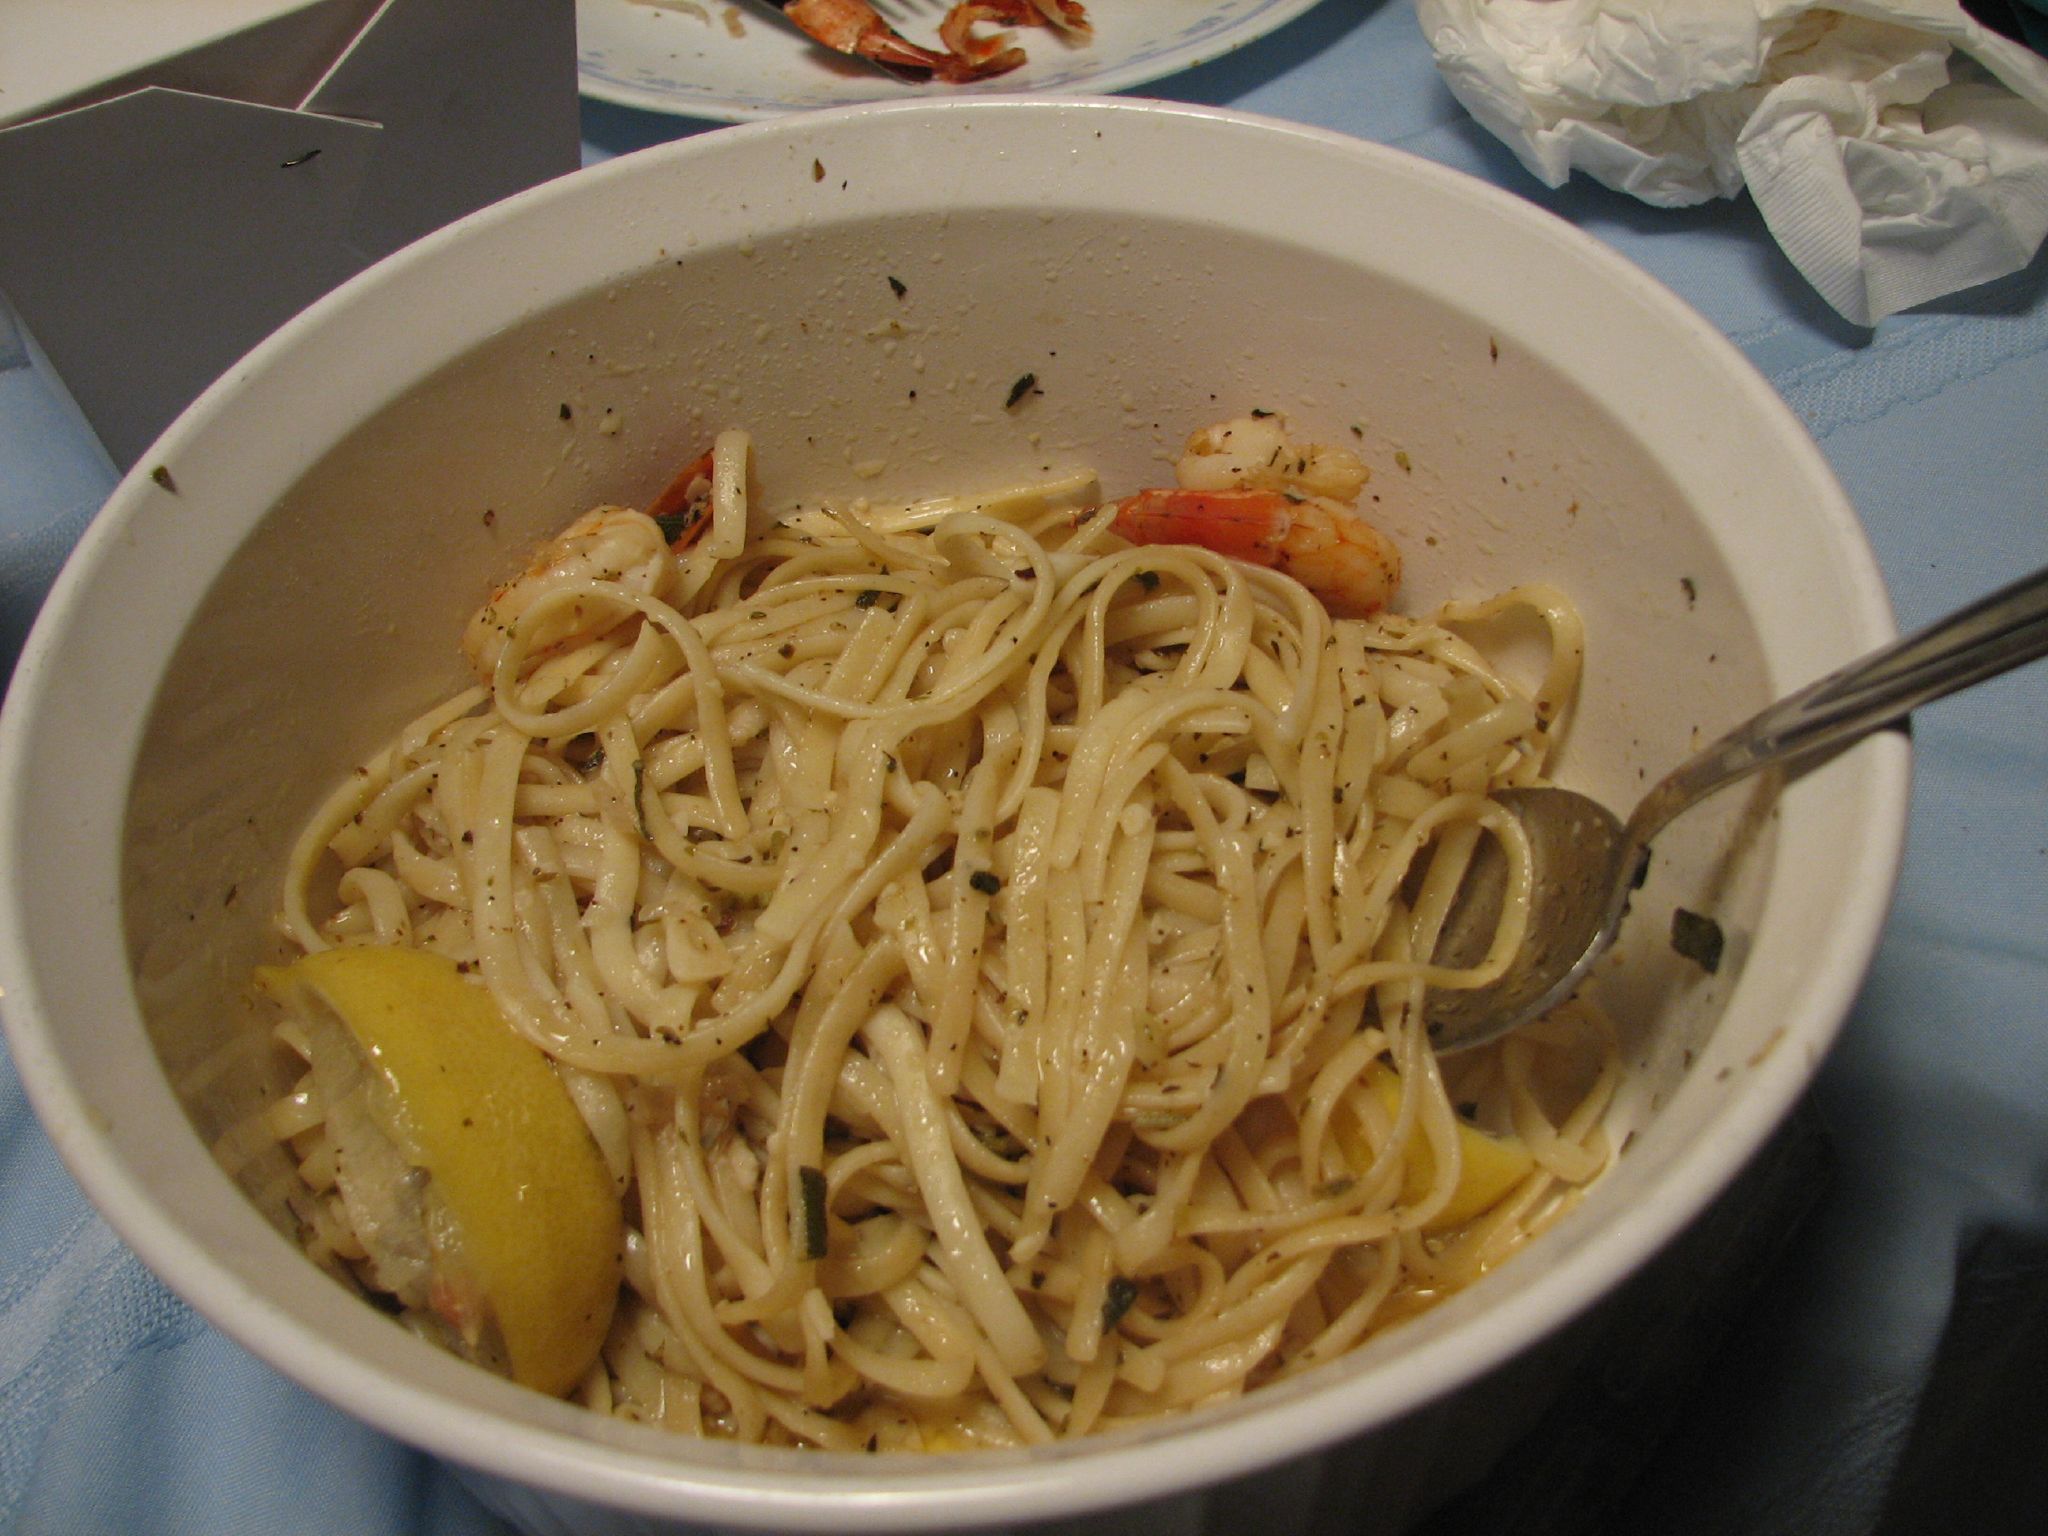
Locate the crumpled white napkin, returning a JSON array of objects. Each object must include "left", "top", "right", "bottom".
[{"left": 1416, "top": 0, "right": 2048, "bottom": 324}]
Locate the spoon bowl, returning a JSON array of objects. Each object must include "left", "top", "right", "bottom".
[
  {"left": 1427, "top": 563, "right": 2048, "bottom": 1052},
  {"left": 1425, "top": 787, "right": 1632, "bottom": 1052}
]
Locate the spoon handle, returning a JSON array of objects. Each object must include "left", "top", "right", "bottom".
[{"left": 1628, "top": 563, "right": 2048, "bottom": 845}]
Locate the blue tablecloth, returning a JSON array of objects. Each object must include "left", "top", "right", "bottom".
[{"left": 4, "top": 5, "right": 2046, "bottom": 1532}]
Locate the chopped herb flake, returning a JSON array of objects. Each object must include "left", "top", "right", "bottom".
[
  {"left": 654, "top": 506, "right": 701, "bottom": 544},
  {"left": 1671, "top": 908, "right": 1724, "bottom": 973},
  {"left": 1005, "top": 373, "right": 1037, "bottom": 409},
  {"left": 969, "top": 870, "right": 1002, "bottom": 896},
  {"left": 1102, "top": 1277, "right": 1138, "bottom": 1331},
  {"left": 797, "top": 1166, "right": 829, "bottom": 1259}
]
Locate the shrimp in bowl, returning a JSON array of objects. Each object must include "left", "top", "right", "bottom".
[{"left": 1111, "top": 414, "right": 1401, "bottom": 617}]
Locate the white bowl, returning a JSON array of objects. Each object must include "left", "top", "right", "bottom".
[{"left": 0, "top": 98, "right": 1905, "bottom": 1535}]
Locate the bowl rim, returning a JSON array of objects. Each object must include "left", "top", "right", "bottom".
[{"left": 0, "top": 93, "right": 1910, "bottom": 1531}]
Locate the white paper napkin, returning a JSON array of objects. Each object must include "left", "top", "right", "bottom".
[{"left": 1417, "top": 0, "right": 2048, "bottom": 325}]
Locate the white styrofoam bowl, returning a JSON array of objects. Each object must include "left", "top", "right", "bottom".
[{"left": 0, "top": 98, "right": 1905, "bottom": 1535}]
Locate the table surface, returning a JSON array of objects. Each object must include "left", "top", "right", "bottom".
[{"left": 3, "top": 5, "right": 2046, "bottom": 1533}]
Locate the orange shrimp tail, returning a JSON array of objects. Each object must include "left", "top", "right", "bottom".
[
  {"left": 939, "top": 2, "right": 1084, "bottom": 66},
  {"left": 1111, "top": 488, "right": 1295, "bottom": 564},
  {"left": 958, "top": 0, "right": 1091, "bottom": 35},
  {"left": 934, "top": 5, "right": 1032, "bottom": 75},
  {"left": 646, "top": 448, "right": 715, "bottom": 549},
  {"left": 783, "top": 0, "right": 1026, "bottom": 82}
]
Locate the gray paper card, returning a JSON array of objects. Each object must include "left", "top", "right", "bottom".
[{"left": 0, "top": 0, "right": 581, "bottom": 470}]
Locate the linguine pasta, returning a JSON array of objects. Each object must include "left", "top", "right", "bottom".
[{"left": 240, "top": 421, "right": 1619, "bottom": 1450}]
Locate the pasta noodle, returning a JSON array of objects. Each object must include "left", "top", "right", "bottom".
[{"left": 239, "top": 418, "right": 1619, "bottom": 1450}]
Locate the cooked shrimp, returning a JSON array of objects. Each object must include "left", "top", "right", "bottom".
[
  {"left": 462, "top": 506, "right": 676, "bottom": 682},
  {"left": 646, "top": 447, "right": 716, "bottom": 546},
  {"left": 1110, "top": 416, "right": 1398, "bottom": 617},
  {"left": 782, "top": 0, "right": 1025, "bottom": 82},
  {"left": 997, "top": 0, "right": 1092, "bottom": 35},
  {"left": 939, "top": 0, "right": 1091, "bottom": 67},
  {"left": 1112, "top": 488, "right": 1401, "bottom": 617},
  {"left": 1174, "top": 413, "right": 1370, "bottom": 501}
]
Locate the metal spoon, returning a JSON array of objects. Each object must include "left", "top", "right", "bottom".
[{"left": 1425, "top": 563, "right": 2048, "bottom": 1053}]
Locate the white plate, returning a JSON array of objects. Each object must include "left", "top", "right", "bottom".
[{"left": 576, "top": 0, "right": 1329, "bottom": 120}]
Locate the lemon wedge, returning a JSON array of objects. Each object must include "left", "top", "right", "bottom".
[
  {"left": 261, "top": 946, "right": 621, "bottom": 1396},
  {"left": 1369, "top": 1065, "right": 1534, "bottom": 1231}
]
